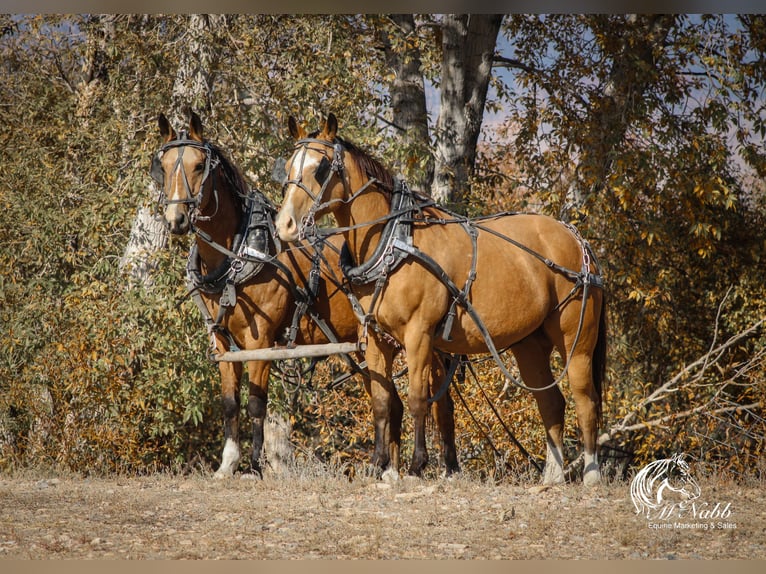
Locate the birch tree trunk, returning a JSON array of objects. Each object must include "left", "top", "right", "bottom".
[
  {"left": 570, "top": 14, "right": 676, "bottom": 208},
  {"left": 169, "top": 14, "right": 228, "bottom": 123},
  {"left": 432, "top": 14, "right": 502, "bottom": 209},
  {"left": 119, "top": 205, "right": 169, "bottom": 287}
]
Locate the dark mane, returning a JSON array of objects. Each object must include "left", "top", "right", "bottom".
[
  {"left": 208, "top": 141, "right": 251, "bottom": 211},
  {"left": 308, "top": 131, "right": 394, "bottom": 193},
  {"left": 342, "top": 138, "right": 394, "bottom": 193}
]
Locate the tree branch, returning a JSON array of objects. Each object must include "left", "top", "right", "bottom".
[
  {"left": 492, "top": 54, "right": 536, "bottom": 74},
  {"left": 600, "top": 401, "right": 762, "bottom": 444},
  {"left": 614, "top": 316, "right": 764, "bottom": 431}
]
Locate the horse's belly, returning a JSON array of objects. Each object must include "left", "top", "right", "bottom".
[
  {"left": 434, "top": 294, "right": 550, "bottom": 355},
  {"left": 425, "top": 216, "right": 566, "bottom": 353}
]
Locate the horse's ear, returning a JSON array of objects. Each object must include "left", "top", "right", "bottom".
[
  {"left": 189, "top": 110, "right": 204, "bottom": 141},
  {"left": 288, "top": 116, "right": 306, "bottom": 140},
  {"left": 323, "top": 113, "right": 338, "bottom": 140},
  {"left": 158, "top": 113, "right": 175, "bottom": 142},
  {"left": 675, "top": 453, "right": 692, "bottom": 466}
]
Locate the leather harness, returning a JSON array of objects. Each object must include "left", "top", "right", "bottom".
[{"left": 283, "top": 137, "right": 606, "bottom": 395}]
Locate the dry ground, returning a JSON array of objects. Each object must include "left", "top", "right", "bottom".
[{"left": 1, "top": 468, "right": 764, "bottom": 560}]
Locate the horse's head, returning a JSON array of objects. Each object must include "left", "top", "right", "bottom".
[
  {"left": 663, "top": 453, "right": 702, "bottom": 504},
  {"left": 274, "top": 113, "right": 345, "bottom": 243},
  {"left": 631, "top": 453, "right": 702, "bottom": 516},
  {"left": 152, "top": 110, "right": 218, "bottom": 235}
]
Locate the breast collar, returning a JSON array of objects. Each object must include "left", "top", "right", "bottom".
[
  {"left": 186, "top": 192, "right": 277, "bottom": 297},
  {"left": 339, "top": 178, "right": 421, "bottom": 285}
]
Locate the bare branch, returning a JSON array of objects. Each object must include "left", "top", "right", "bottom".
[
  {"left": 492, "top": 54, "right": 536, "bottom": 74},
  {"left": 600, "top": 401, "right": 763, "bottom": 444},
  {"left": 695, "top": 286, "right": 733, "bottom": 384},
  {"left": 614, "top": 316, "right": 764, "bottom": 431}
]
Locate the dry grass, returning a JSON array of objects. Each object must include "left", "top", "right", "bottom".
[{"left": 1, "top": 465, "right": 764, "bottom": 560}]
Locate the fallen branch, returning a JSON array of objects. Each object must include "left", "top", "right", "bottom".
[
  {"left": 599, "top": 401, "right": 763, "bottom": 444},
  {"left": 614, "top": 317, "right": 764, "bottom": 431}
]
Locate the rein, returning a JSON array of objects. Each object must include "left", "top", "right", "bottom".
[{"left": 286, "top": 138, "right": 606, "bottom": 394}]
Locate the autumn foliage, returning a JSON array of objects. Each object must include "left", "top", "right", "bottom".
[{"left": 1, "top": 15, "right": 764, "bottom": 480}]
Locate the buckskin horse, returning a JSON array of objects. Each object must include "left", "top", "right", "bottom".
[
  {"left": 153, "top": 111, "right": 458, "bottom": 478},
  {"left": 275, "top": 114, "right": 607, "bottom": 485}
]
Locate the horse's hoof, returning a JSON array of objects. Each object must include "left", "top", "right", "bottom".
[
  {"left": 583, "top": 469, "right": 601, "bottom": 487},
  {"left": 213, "top": 470, "right": 232, "bottom": 480},
  {"left": 381, "top": 468, "right": 400, "bottom": 484},
  {"left": 542, "top": 463, "right": 566, "bottom": 486}
]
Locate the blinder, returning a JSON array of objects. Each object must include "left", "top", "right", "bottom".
[
  {"left": 314, "top": 157, "right": 332, "bottom": 185},
  {"left": 150, "top": 151, "right": 165, "bottom": 186},
  {"left": 151, "top": 136, "right": 218, "bottom": 214},
  {"left": 271, "top": 157, "right": 288, "bottom": 184}
]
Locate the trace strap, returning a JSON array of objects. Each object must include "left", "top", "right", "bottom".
[{"left": 287, "top": 137, "right": 605, "bottom": 394}]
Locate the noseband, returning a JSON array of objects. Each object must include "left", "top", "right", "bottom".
[{"left": 152, "top": 130, "right": 220, "bottom": 224}]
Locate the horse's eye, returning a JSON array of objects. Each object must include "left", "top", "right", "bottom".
[{"left": 195, "top": 162, "right": 205, "bottom": 172}]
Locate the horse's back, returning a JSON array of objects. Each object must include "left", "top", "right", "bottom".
[{"left": 478, "top": 213, "right": 585, "bottom": 267}]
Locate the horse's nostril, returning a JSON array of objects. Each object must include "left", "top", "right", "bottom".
[{"left": 165, "top": 210, "right": 189, "bottom": 234}]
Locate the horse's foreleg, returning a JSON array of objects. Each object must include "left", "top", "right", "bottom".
[
  {"left": 430, "top": 354, "right": 460, "bottom": 476},
  {"left": 512, "top": 334, "right": 566, "bottom": 485},
  {"left": 404, "top": 331, "right": 434, "bottom": 476},
  {"left": 247, "top": 360, "right": 270, "bottom": 478},
  {"left": 363, "top": 333, "right": 400, "bottom": 475},
  {"left": 214, "top": 361, "right": 243, "bottom": 479}
]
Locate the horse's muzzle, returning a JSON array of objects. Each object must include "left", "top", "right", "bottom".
[
  {"left": 166, "top": 210, "right": 190, "bottom": 235},
  {"left": 274, "top": 207, "right": 299, "bottom": 243}
]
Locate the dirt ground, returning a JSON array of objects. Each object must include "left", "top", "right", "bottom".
[{"left": 1, "top": 468, "right": 764, "bottom": 560}]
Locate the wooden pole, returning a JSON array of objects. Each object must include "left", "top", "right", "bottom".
[{"left": 213, "top": 342, "right": 359, "bottom": 363}]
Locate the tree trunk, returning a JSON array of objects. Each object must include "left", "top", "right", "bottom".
[
  {"left": 119, "top": 205, "right": 168, "bottom": 287},
  {"left": 432, "top": 14, "right": 502, "bottom": 209},
  {"left": 380, "top": 14, "right": 433, "bottom": 193},
  {"left": 264, "top": 414, "right": 295, "bottom": 477},
  {"left": 75, "top": 15, "right": 115, "bottom": 123},
  {"left": 170, "top": 14, "right": 228, "bottom": 123}
]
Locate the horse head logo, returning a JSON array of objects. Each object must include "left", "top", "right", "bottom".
[{"left": 630, "top": 453, "right": 702, "bottom": 518}]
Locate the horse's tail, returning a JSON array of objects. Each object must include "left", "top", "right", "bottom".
[{"left": 592, "top": 289, "right": 608, "bottom": 427}]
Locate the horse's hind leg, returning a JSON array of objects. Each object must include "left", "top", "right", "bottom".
[
  {"left": 557, "top": 295, "right": 603, "bottom": 487},
  {"left": 430, "top": 354, "right": 460, "bottom": 476},
  {"left": 246, "top": 360, "right": 270, "bottom": 478},
  {"left": 565, "top": 351, "right": 601, "bottom": 486},
  {"left": 512, "top": 333, "right": 566, "bottom": 485},
  {"left": 214, "top": 360, "right": 243, "bottom": 478}
]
